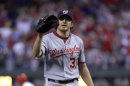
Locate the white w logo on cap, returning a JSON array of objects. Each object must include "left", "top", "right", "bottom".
[{"left": 63, "top": 10, "right": 68, "bottom": 14}]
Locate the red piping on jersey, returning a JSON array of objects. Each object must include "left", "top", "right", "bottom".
[{"left": 53, "top": 31, "right": 69, "bottom": 43}]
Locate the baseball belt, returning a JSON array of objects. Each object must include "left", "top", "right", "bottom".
[{"left": 48, "top": 78, "right": 78, "bottom": 84}]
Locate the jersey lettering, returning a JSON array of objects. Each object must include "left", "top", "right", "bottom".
[{"left": 49, "top": 45, "right": 80, "bottom": 58}]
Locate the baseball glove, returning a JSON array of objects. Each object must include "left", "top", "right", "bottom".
[{"left": 35, "top": 15, "right": 59, "bottom": 33}]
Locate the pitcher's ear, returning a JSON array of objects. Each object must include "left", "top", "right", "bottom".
[{"left": 71, "top": 22, "right": 73, "bottom": 27}]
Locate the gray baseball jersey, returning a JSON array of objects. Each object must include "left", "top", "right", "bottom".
[{"left": 41, "top": 32, "right": 85, "bottom": 80}]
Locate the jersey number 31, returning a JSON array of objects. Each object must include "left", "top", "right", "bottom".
[{"left": 70, "top": 57, "right": 78, "bottom": 68}]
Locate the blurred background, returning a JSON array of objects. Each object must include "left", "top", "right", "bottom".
[{"left": 0, "top": 0, "right": 130, "bottom": 86}]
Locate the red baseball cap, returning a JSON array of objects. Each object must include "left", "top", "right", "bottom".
[{"left": 16, "top": 73, "right": 28, "bottom": 84}]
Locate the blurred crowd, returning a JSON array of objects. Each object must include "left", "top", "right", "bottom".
[{"left": 0, "top": 0, "right": 130, "bottom": 72}]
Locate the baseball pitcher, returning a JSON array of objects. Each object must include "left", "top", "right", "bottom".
[{"left": 32, "top": 10, "right": 94, "bottom": 86}]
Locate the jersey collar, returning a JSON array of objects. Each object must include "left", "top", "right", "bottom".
[
  {"left": 53, "top": 31, "right": 69, "bottom": 39},
  {"left": 53, "top": 31, "right": 70, "bottom": 43}
]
